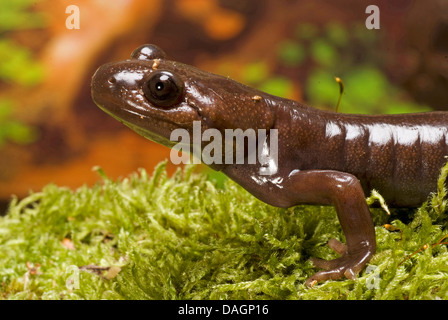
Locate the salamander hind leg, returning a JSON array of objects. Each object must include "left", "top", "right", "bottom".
[{"left": 284, "top": 170, "right": 376, "bottom": 286}]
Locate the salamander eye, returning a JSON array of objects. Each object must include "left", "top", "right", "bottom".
[
  {"left": 131, "top": 44, "right": 167, "bottom": 60},
  {"left": 144, "top": 71, "right": 184, "bottom": 107}
]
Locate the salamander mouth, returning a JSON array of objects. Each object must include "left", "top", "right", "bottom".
[
  {"left": 92, "top": 88, "right": 204, "bottom": 149},
  {"left": 96, "top": 103, "right": 179, "bottom": 147}
]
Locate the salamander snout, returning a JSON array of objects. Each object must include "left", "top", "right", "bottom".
[
  {"left": 91, "top": 63, "right": 111, "bottom": 108},
  {"left": 91, "top": 60, "right": 148, "bottom": 112}
]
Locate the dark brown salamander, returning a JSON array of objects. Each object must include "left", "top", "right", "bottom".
[{"left": 91, "top": 44, "right": 448, "bottom": 286}]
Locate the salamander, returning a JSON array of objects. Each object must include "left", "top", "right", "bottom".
[{"left": 91, "top": 44, "right": 448, "bottom": 286}]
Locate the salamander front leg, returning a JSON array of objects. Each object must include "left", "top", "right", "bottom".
[{"left": 283, "top": 170, "right": 376, "bottom": 286}]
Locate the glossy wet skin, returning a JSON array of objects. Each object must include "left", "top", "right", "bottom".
[
  {"left": 92, "top": 44, "right": 448, "bottom": 286},
  {"left": 91, "top": 44, "right": 274, "bottom": 166}
]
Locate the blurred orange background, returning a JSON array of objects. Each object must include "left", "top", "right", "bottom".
[{"left": 0, "top": 0, "right": 447, "bottom": 213}]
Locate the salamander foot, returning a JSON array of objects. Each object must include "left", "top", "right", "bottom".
[{"left": 305, "top": 238, "right": 374, "bottom": 287}]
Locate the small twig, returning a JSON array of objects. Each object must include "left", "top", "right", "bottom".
[
  {"left": 334, "top": 77, "right": 344, "bottom": 113},
  {"left": 79, "top": 265, "right": 121, "bottom": 279},
  {"left": 398, "top": 234, "right": 448, "bottom": 266}
]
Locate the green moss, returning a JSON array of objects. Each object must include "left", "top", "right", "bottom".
[
  {"left": 1, "top": 161, "right": 448, "bottom": 300},
  {"left": 277, "top": 40, "right": 306, "bottom": 67},
  {"left": 241, "top": 61, "right": 270, "bottom": 86},
  {"left": 0, "top": 1, "right": 44, "bottom": 149},
  {"left": 258, "top": 77, "right": 294, "bottom": 99},
  {"left": 0, "top": 100, "right": 38, "bottom": 147},
  {"left": 310, "top": 39, "right": 338, "bottom": 67},
  {"left": 0, "top": 0, "right": 46, "bottom": 32}
]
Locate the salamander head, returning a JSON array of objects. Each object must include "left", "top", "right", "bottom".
[{"left": 91, "top": 44, "right": 275, "bottom": 148}]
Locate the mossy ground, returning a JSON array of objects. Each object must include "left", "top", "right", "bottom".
[{"left": 1, "top": 162, "right": 448, "bottom": 300}]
